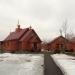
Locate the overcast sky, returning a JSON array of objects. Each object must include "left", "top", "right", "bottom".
[{"left": 0, "top": 0, "right": 75, "bottom": 41}]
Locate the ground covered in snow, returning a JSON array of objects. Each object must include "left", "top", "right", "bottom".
[
  {"left": 51, "top": 54, "right": 75, "bottom": 75},
  {"left": 0, "top": 53, "right": 44, "bottom": 75}
]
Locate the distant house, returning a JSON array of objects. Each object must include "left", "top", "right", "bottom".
[
  {"left": 2, "top": 24, "right": 41, "bottom": 53},
  {"left": 48, "top": 36, "right": 75, "bottom": 53}
]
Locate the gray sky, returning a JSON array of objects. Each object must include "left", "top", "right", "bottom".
[{"left": 0, "top": 0, "right": 75, "bottom": 41}]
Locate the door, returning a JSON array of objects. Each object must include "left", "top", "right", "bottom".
[
  {"left": 32, "top": 43, "right": 37, "bottom": 51},
  {"left": 34, "top": 43, "right": 37, "bottom": 50}
]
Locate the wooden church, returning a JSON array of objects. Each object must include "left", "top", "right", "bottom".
[{"left": 2, "top": 23, "right": 41, "bottom": 53}]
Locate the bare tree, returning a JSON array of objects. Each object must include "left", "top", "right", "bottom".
[
  {"left": 59, "top": 19, "right": 69, "bottom": 52},
  {"left": 59, "top": 29, "right": 63, "bottom": 36},
  {"left": 59, "top": 19, "right": 75, "bottom": 52},
  {"left": 60, "top": 19, "right": 74, "bottom": 39},
  {"left": 66, "top": 28, "right": 75, "bottom": 40},
  {"left": 61, "top": 19, "right": 68, "bottom": 38}
]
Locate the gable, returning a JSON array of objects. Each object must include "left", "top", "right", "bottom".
[
  {"left": 30, "top": 35, "right": 41, "bottom": 43},
  {"left": 20, "top": 29, "right": 41, "bottom": 42}
]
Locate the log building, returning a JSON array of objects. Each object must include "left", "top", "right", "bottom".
[
  {"left": 2, "top": 24, "right": 41, "bottom": 53},
  {"left": 48, "top": 36, "right": 75, "bottom": 53}
]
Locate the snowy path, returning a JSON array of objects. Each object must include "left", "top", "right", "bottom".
[
  {"left": 44, "top": 53, "right": 64, "bottom": 75},
  {"left": 51, "top": 54, "right": 75, "bottom": 75},
  {"left": 0, "top": 53, "right": 44, "bottom": 75}
]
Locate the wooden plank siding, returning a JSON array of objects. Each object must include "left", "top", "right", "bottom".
[{"left": 2, "top": 25, "right": 41, "bottom": 53}]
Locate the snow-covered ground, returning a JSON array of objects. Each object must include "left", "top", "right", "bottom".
[
  {"left": 0, "top": 53, "right": 44, "bottom": 75},
  {"left": 51, "top": 54, "right": 75, "bottom": 75}
]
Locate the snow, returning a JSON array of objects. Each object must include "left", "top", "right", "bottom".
[
  {"left": 51, "top": 54, "right": 75, "bottom": 75},
  {"left": 0, "top": 53, "right": 44, "bottom": 75}
]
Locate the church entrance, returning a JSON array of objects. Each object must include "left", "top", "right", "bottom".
[{"left": 32, "top": 43, "right": 37, "bottom": 52}]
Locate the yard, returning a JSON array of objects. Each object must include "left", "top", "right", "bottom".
[
  {"left": 0, "top": 53, "right": 75, "bottom": 75},
  {"left": 0, "top": 53, "right": 44, "bottom": 75}
]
